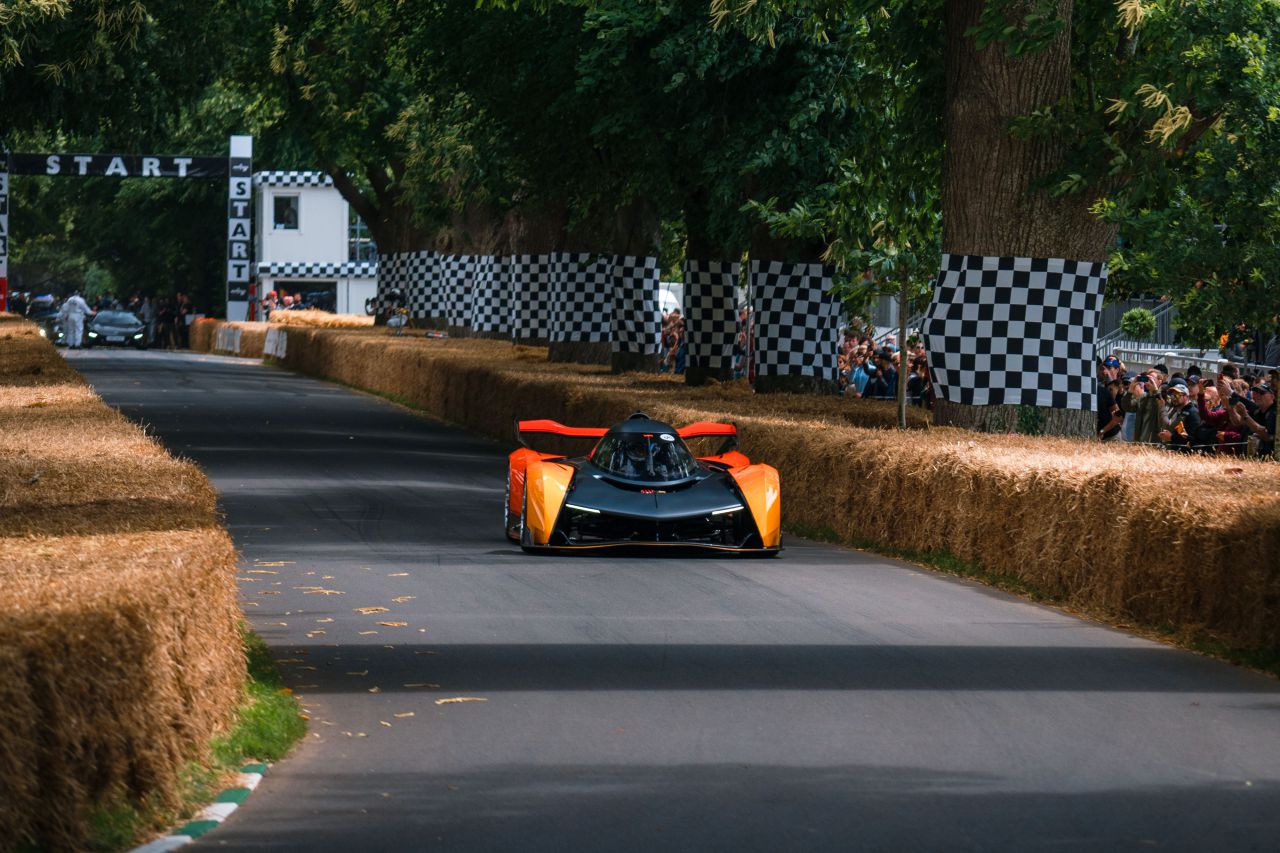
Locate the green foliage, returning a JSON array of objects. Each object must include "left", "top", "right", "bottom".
[
  {"left": 966, "top": 0, "right": 1066, "bottom": 57},
  {"left": 1120, "top": 306, "right": 1157, "bottom": 340},
  {"left": 5, "top": 0, "right": 1279, "bottom": 337},
  {"left": 211, "top": 628, "right": 306, "bottom": 765},
  {"left": 715, "top": 0, "right": 1280, "bottom": 338},
  {"left": 742, "top": 2, "right": 942, "bottom": 313},
  {"left": 1015, "top": 404, "right": 1045, "bottom": 436}
]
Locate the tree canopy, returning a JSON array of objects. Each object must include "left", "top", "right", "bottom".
[{"left": 2, "top": 0, "right": 1277, "bottom": 349}]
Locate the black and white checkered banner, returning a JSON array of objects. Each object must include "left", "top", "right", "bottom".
[
  {"left": 253, "top": 171, "right": 333, "bottom": 187},
  {"left": 440, "top": 254, "right": 476, "bottom": 328},
  {"left": 512, "top": 254, "right": 554, "bottom": 341},
  {"left": 378, "top": 250, "right": 442, "bottom": 319},
  {"left": 611, "top": 256, "right": 661, "bottom": 354},
  {"left": 922, "top": 254, "right": 1107, "bottom": 411},
  {"left": 684, "top": 260, "right": 739, "bottom": 373},
  {"left": 472, "top": 256, "right": 513, "bottom": 334},
  {"left": 259, "top": 261, "right": 377, "bottom": 278},
  {"left": 751, "top": 260, "right": 841, "bottom": 380},
  {"left": 549, "top": 253, "right": 612, "bottom": 343},
  {"left": 377, "top": 249, "right": 662, "bottom": 346}
]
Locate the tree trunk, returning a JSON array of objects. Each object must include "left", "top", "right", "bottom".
[
  {"left": 608, "top": 198, "right": 662, "bottom": 373},
  {"left": 934, "top": 397, "right": 1086, "bottom": 436},
  {"left": 754, "top": 374, "right": 837, "bottom": 395},
  {"left": 611, "top": 351, "right": 655, "bottom": 373},
  {"left": 684, "top": 193, "right": 739, "bottom": 387},
  {"left": 326, "top": 169, "right": 431, "bottom": 254},
  {"left": 749, "top": 228, "right": 837, "bottom": 395},
  {"left": 938, "top": 0, "right": 1117, "bottom": 437},
  {"left": 548, "top": 340, "right": 611, "bottom": 365}
]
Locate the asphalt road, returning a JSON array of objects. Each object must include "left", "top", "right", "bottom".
[{"left": 70, "top": 348, "right": 1280, "bottom": 852}]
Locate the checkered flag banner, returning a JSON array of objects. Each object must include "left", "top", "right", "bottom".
[
  {"left": 378, "top": 250, "right": 442, "bottom": 319},
  {"left": 684, "top": 260, "right": 740, "bottom": 373},
  {"left": 439, "top": 254, "right": 477, "bottom": 328},
  {"left": 472, "top": 255, "right": 513, "bottom": 334},
  {"left": 751, "top": 260, "right": 841, "bottom": 380},
  {"left": 258, "top": 261, "right": 377, "bottom": 278},
  {"left": 922, "top": 254, "right": 1108, "bottom": 411},
  {"left": 549, "top": 253, "right": 612, "bottom": 343},
  {"left": 253, "top": 171, "right": 333, "bottom": 187},
  {"left": 512, "top": 254, "right": 555, "bottom": 341},
  {"left": 611, "top": 256, "right": 661, "bottom": 354}
]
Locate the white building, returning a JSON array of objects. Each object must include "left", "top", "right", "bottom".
[{"left": 253, "top": 171, "right": 378, "bottom": 315}]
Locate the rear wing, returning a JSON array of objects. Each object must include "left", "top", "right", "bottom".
[
  {"left": 679, "top": 422, "right": 738, "bottom": 456},
  {"left": 516, "top": 419, "right": 738, "bottom": 453},
  {"left": 676, "top": 422, "right": 737, "bottom": 440},
  {"left": 516, "top": 419, "right": 608, "bottom": 448}
]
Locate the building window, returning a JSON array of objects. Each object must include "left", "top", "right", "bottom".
[
  {"left": 349, "top": 209, "right": 377, "bottom": 262},
  {"left": 273, "top": 195, "right": 300, "bottom": 230}
]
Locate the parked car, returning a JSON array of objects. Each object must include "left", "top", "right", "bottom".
[
  {"left": 28, "top": 304, "right": 67, "bottom": 346},
  {"left": 86, "top": 310, "right": 148, "bottom": 348}
]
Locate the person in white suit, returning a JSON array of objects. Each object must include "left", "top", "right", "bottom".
[{"left": 58, "top": 292, "right": 93, "bottom": 349}]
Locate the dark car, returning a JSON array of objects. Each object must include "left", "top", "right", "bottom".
[
  {"left": 505, "top": 412, "right": 781, "bottom": 554},
  {"left": 87, "top": 310, "right": 148, "bottom": 348},
  {"left": 29, "top": 307, "right": 67, "bottom": 346}
]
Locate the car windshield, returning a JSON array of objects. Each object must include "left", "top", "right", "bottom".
[
  {"left": 95, "top": 311, "right": 140, "bottom": 325},
  {"left": 592, "top": 431, "right": 698, "bottom": 481}
]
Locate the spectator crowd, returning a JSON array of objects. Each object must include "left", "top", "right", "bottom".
[
  {"left": 656, "top": 306, "right": 935, "bottom": 408},
  {"left": 1099, "top": 355, "right": 1277, "bottom": 457}
]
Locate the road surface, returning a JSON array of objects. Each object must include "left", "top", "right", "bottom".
[{"left": 70, "top": 348, "right": 1280, "bottom": 852}]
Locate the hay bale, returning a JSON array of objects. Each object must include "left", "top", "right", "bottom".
[
  {"left": 0, "top": 318, "right": 243, "bottom": 851},
  {"left": 269, "top": 327, "right": 1280, "bottom": 649},
  {"left": 269, "top": 310, "right": 373, "bottom": 329},
  {"left": 189, "top": 317, "right": 219, "bottom": 353}
]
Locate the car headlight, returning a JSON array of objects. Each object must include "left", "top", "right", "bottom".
[
  {"left": 88, "top": 331, "right": 98, "bottom": 338},
  {"left": 133, "top": 333, "right": 143, "bottom": 339}
]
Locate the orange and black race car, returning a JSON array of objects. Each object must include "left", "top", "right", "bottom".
[{"left": 504, "top": 412, "right": 781, "bottom": 554}]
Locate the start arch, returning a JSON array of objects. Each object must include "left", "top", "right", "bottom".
[{"left": 0, "top": 135, "right": 255, "bottom": 320}]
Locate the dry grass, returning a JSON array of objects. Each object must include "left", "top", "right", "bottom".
[
  {"left": 0, "top": 315, "right": 243, "bottom": 851},
  {"left": 252, "top": 322, "right": 1279, "bottom": 649}
]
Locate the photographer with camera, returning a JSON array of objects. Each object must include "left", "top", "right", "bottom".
[
  {"left": 1119, "top": 368, "right": 1166, "bottom": 445},
  {"left": 1157, "top": 378, "right": 1201, "bottom": 452}
]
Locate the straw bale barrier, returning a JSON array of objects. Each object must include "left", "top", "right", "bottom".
[
  {"left": 258, "top": 323, "right": 1279, "bottom": 650},
  {"left": 0, "top": 315, "right": 243, "bottom": 851},
  {"left": 268, "top": 310, "right": 374, "bottom": 329},
  {"left": 190, "top": 319, "right": 267, "bottom": 359},
  {"left": 190, "top": 314, "right": 370, "bottom": 358}
]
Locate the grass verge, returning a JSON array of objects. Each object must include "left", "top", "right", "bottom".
[
  {"left": 82, "top": 626, "right": 306, "bottom": 852},
  {"left": 787, "top": 523, "right": 1280, "bottom": 681}
]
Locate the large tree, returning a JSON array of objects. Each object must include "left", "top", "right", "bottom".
[
  {"left": 717, "top": 0, "right": 1280, "bottom": 434},
  {"left": 2, "top": 1, "right": 250, "bottom": 309}
]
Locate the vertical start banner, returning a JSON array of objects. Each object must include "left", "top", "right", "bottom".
[
  {"left": 1, "top": 151, "right": 9, "bottom": 312},
  {"left": 227, "top": 135, "right": 253, "bottom": 322}
]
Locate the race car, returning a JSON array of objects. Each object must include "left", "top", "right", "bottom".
[{"left": 505, "top": 412, "right": 780, "bottom": 554}]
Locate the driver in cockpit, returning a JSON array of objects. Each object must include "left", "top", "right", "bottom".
[{"left": 622, "top": 437, "right": 652, "bottom": 478}]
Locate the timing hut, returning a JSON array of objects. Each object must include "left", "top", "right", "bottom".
[{"left": 253, "top": 171, "right": 377, "bottom": 315}]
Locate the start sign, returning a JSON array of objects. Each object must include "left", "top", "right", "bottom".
[
  {"left": 4, "top": 137, "right": 254, "bottom": 319},
  {"left": 9, "top": 153, "right": 228, "bottom": 178}
]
